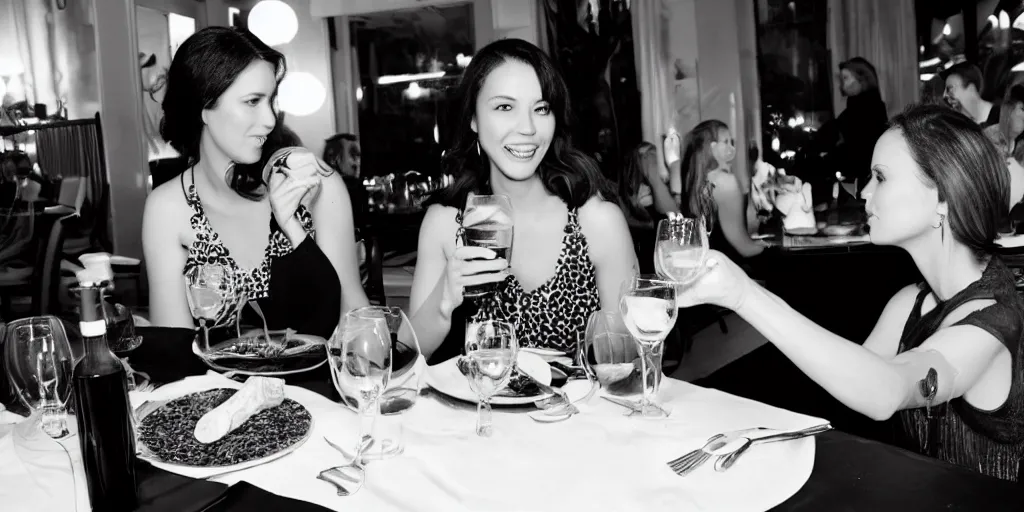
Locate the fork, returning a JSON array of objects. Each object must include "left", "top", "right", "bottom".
[{"left": 666, "top": 434, "right": 733, "bottom": 476}]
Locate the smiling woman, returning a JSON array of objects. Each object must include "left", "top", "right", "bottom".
[
  {"left": 408, "top": 38, "right": 637, "bottom": 364},
  {"left": 141, "top": 27, "right": 367, "bottom": 340},
  {"left": 675, "top": 104, "right": 1024, "bottom": 481}
]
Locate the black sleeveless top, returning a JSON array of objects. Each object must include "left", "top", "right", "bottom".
[
  {"left": 180, "top": 169, "right": 340, "bottom": 340},
  {"left": 897, "top": 257, "right": 1024, "bottom": 481},
  {"left": 428, "top": 207, "right": 601, "bottom": 365}
]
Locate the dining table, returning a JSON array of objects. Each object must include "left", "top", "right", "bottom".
[{"left": 3, "top": 325, "right": 1018, "bottom": 512}]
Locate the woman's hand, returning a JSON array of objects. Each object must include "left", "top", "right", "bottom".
[
  {"left": 440, "top": 245, "right": 509, "bottom": 313},
  {"left": 269, "top": 170, "right": 318, "bottom": 245},
  {"left": 675, "top": 250, "right": 755, "bottom": 311}
]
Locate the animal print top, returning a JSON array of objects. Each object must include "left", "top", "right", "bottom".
[
  {"left": 466, "top": 208, "right": 601, "bottom": 353},
  {"left": 180, "top": 169, "right": 315, "bottom": 327}
]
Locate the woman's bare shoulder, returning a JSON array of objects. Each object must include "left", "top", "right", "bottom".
[{"left": 143, "top": 176, "right": 192, "bottom": 238}]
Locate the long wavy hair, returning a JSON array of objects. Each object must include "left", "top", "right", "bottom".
[
  {"left": 428, "top": 38, "right": 609, "bottom": 210},
  {"left": 618, "top": 142, "right": 657, "bottom": 223},
  {"left": 160, "top": 27, "right": 285, "bottom": 199},
  {"left": 680, "top": 120, "right": 729, "bottom": 222}
]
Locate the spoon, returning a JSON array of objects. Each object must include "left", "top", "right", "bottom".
[
  {"left": 318, "top": 436, "right": 373, "bottom": 496},
  {"left": 713, "top": 423, "right": 833, "bottom": 472}
]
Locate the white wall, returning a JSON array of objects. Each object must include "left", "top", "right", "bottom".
[{"left": 95, "top": 0, "right": 148, "bottom": 258}]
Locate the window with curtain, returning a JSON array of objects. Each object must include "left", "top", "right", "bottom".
[
  {"left": 753, "top": 0, "right": 833, "bottom": 171},
  {"left": 346, "top": 4, "right": 475, "bottom": 181}
]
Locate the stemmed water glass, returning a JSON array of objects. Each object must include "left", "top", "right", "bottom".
[
  {"left": 184, "top": 263, "right": 239, "bottom": 352},
  {"left": 461, "top": 195, "right": 514, "bottom": 299},
  {"left": 655, "top": 215, "right": 709, "bottom": 286},
  {"left": 619, "top": 275, "right": 678, "bottom": 418},
  {"left": 328, "top": 312, "right": 392, "bottom": 457},
  {"left": 464, "top": 319, "right": 517, "bottom": 437},
  {"left": 4, "top": 316, "right": 74, "bottom": 437},
  {"left": 345, "top": 306, "right": 422, "bottom": 459}
]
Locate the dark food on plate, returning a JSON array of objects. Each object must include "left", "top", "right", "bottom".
[
  {"left": 137, "top": 388, "right": 311, "bottom": 467},
  {"left": 456, "top": 356, "right": 542, "bottom": 397}
]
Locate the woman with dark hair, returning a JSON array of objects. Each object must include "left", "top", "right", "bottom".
[
  {"left": 409, "top": 38, "right": 636, "bottom": 363},
  {"left": 142, "top": 27, "right": 367, "bottom": 338},
  {"left": 817, "top": 56, "right": 889, "bottom": 191},
  {"left": 617, "top": 141, "right": 678, "bottom": 226},
  {"left": 678, "top": 104, "right": 1024, "bottom": 481},
  {"left": 680, "top": 120, "right": 766, "bottom": 261}
]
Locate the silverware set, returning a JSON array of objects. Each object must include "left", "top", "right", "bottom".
[{"left": 666, "top": 424, "right": 833, "bottom": 476}]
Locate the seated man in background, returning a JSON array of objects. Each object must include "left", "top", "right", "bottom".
[{"left": 323, "top": 133, "right": 368, "bottom": 235}]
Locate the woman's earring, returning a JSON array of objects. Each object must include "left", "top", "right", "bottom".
[
  {"left": 476, "top": 141, "right": 481, "bottom": 157},
  {"left": 934, "top": 213, "right": 946, "bottom": 244}
]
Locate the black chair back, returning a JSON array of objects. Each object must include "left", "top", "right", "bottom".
[
  {"left": 30, "top": 216, "right": 67, "bottom": 316},
  {"left": 362, "top": 229, "right": 386, "bottom": 306}
]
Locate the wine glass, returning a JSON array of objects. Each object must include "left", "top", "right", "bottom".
[
  {"left": 184, "top": 263, "right": 238, "bottom": 352},
  {"left": 464, "top": 319, "right": 517, "bottom": 437},
  {"left": 328, "top": 312, "right": 392, "bottom": 457},
  {"left": 4, "top": 316, "right": 74, "bottom": 437},
  {"left": 346, "top": 306, "right": 422, "bottom": 459},
  {"left": 655, "top": 216, "right": 708, "bottom": 286},
  {"left": 580, "top": 310, "right": 643, "bottom": 398},
  {"left": 461, "top": 195, "right": 514, "bottom": 299},
  {"left": 619, "top": 275, "right": 678, "bottom": 419}
]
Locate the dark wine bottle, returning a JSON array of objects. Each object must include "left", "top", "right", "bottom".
[{"left": 72, "top": 278, "right": 138, "bottom": 511}]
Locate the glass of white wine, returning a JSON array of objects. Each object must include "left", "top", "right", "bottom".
[
  {"left": 655, "top": 215, "right": 708, "bottom": 286},
  {"left": 464, "top": 320, "right": 517, "bottom": 437},
  {"left": 184, "top": 263, "right": 237, "bottom": 352},
  {"left": 619, "top": 275, "right": 678, "bottom": 418}
]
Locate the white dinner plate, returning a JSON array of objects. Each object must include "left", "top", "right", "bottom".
[{"left": 426, "top": 351, "right": 553, "bottom": 406}]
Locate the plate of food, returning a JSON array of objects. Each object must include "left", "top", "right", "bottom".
[
  {"left": 426, "top": 350, "right": 554, "bottom": 406},
  {"left": 135, "top": 376, "right": 312, "bottom": 471},
  {"left": 192, "top": 329, "right": 327, "bottom": 376}
]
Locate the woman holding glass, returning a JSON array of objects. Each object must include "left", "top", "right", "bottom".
[
  {"left": 676, "top": 104, "right": 1024, "bottom": 481},
  {"left": 680, "top": 120, "right": 766, "bottom": 261},
  {"left": 409, "top": 39, "right": 637, "bottom": 364},
  {"left": 141, "top": 27, "right": 367, "bottom": 340}
]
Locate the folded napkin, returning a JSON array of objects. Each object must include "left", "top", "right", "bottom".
[{"left": 775, "top": 179, "right": 816, "bottom": 232}]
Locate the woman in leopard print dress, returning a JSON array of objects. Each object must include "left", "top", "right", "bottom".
[
  {"left": 142, "top": 27, "right": 367, "bottom": 339},
  {"left": 408, "top": 39, "right": 637, "bottom": 364}
]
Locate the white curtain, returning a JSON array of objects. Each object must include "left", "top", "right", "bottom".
[
  {"left": 827, "top": 0, "right": 919, "bottom": 118},
  {"left": 0, "top": 0, "right": 99, "bottom": 119},
  {"left": 631, "top": 0, "right": 674, "bottom": 180}
]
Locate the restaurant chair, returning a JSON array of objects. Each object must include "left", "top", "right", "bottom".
[
  {"left": 0, "top": 216, "right": 67, "bottom": 318},
  {"left": 49, "top": 178, "right": 144, "bottom": 306},
  {"left": 361, "top": 229, "right": 386, "bottom": 306}
]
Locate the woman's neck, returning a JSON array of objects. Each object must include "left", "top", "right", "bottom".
[
  {"left": 194, "top": 141, "right": 245, "bottom": 205},
  {"left": 903, "top": 234, "right": 986, "bottom": 301},
  {"left": 488, "top": 166, "right": 556, "bottom": 213}
]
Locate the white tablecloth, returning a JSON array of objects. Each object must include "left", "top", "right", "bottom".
[
  {"left": 1, "top": 372, "right": 826, "bottom": 512},
  {"left": 136, "top": 372, "right": 823, "bottom": 512}
]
